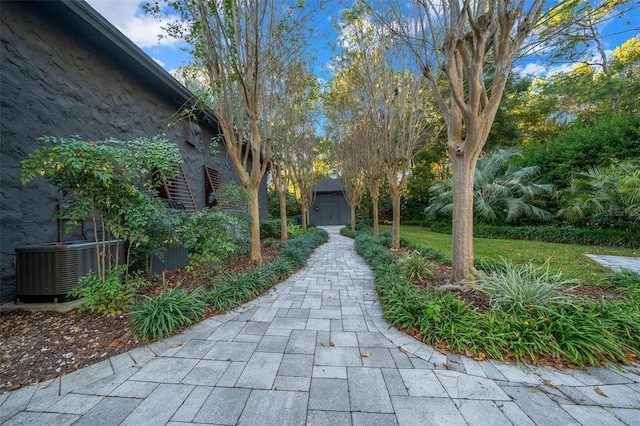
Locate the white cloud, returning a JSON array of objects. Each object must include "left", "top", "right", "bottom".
[
  {"left": 514, "top": 63, "right": 547, "bottom": 77},
  {"left": 86, "top": 0, "right": 180, "bottom": 48}
]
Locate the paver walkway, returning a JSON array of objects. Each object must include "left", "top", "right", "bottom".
[{"left": 1, "top": 226, "right": 639, "bottom": 425}]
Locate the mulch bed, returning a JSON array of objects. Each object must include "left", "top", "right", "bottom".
[{"left": 0, "top": 242, "right": 280, "bottom": 393}]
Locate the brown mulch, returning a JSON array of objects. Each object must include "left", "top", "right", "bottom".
[{"left": 0, "top": 242, "right": 281, "bottom": 393}]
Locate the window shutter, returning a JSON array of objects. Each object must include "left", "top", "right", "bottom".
[
  {"left": 204, "top": 165, "right": 223, "bottom": 208},
  {"left": 159, "top": 164, "right": 197, "bottom": 213}
]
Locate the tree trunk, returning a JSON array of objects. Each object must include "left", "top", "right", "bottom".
[
  {"left": 248, "top": 189, "right": 262, "bottom": 261},
  {"left": 390, "top": 187, "right": 401, "bottom": 250},
  {"left": 450, "top": 154, "right": 477, "bottom": 281},
  {"left": 278, "top": 189, "right": 288, "bottom": 241},
  {"left": 301, "top": 206, "right": 308, "bottom": 230},
  {"left": 350, "top": 204, "right": 356, "bottom": 231},
  {"left": 371, "top": 179, "right": 380, "bottom": 238}
]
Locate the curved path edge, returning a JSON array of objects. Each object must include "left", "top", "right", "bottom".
[{"left": 1, "top": 226, "right": 638, "bottom": 425}]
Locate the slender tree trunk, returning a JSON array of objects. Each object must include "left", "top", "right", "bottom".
[
  {"left": 301, "top": 206, "right": 308, "bottom": 230},
  {"left": 278, "top": 189, "right": 288, "bottom": 241},
  {"left": 371, "top": 179, "right": 380, "bottom": 238},
  {"left": 350, "top": 204, "right": 356, "bottom": 231},
  {"left": 450, "top": 154, "right": 477, "bottom": 281},
  {"left": 248, "top": 190, "right": 261, "bottom": 261},
  {"left": 390, "top": 186, "right": 401, "bottom": 250}
]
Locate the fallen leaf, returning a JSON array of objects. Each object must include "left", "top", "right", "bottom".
[
  {"left": 361, "top": 352, "right": 372, "bottom": 358},
  {"left": 542, "top": 379, "right": 558, "bottom": 389},
  {"left": 108, "top": 338, "right": 122, "bottom": 348},
  {"left": 399, "top": 347, "right": 406, "bottom": 353},
  {"left": 594, "top": 387, "right": 608, "bottom": 397},
  {"left": 171, "top": 343, "right": 183, "bottom": 349},
  {"left": 329, "top": 341, "right": 335, "bottom": 347}
]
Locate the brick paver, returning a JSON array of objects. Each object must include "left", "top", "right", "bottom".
[{"left": 1, "top": 226, "right": 638, "bottom": 425}]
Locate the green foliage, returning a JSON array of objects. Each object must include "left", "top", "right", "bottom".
[
  {"left": 260, "top": 219, "right": 283, "bottom": 239},
  {"left": 264, "top": 237, "right": 275, "bottom": 247},
  {"left": 130, "top": 285, "right": 207, "bottom": 341},
  {"left": 472, "top": 225, "right": 640, "bottom": 249},
  {"left": 267, "top": 188, "right": 301, "bottom": 218},
  {"left": 475, "top": 258, "right": 578, "bottom": 313},
  {"left": 340, "top": 225, "right": 357, "bottom": 238},
  {"left": 178, "top": 183, "right": 252, "bottom": 278},
  {"left": 519, "top": 114, "right": 640, "bottom": 190},
  {"left": 68, "top": 266, "right": 141, "bottom": 317},
  {"left": 426, "top": 149, "right": 554, "bottom": 224},
  {"left": 396, "top": 251, "right": 434, "bottom": 281},
  {"left": 600, "top": 270, "right": 640, "bottom": 299},
  {"left": 355, "top": 231, "right": 639, "bottom": 366},
  {"left": 558, "top": 160, "right": 640, "bottom": 223},
  {"left": 178, "top": 207, "right": 249, "bottom": 278},
  {"left": 19, "top": 135, "right": 182, "bottom": 280}
]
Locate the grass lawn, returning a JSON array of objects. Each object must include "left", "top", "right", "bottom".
[{"left": 381, "top": 225, "right": 638, "bottom": 284}]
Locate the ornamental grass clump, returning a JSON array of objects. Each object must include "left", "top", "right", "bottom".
[
  {"left": 396, "top": 251, "right": 434, "bottom": 281},
  {"left": 475, "top": 258, "right": 577, "bottom": 313},
  {"left": 130, "top": 284, "right": 207, "bottom": 341}
]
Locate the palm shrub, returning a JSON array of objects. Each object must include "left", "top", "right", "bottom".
[
  {"left": 130, "top": 285, "right": 207, "bottom": 341},
  {"left": 558, "top": 160, "right": 640, "bottom": 224},
  {"left": 426, "top": 149, "right": 554, "bottom": 224},
  {"left": 474, "top": 258, "right": 577, "bottom": 313}
]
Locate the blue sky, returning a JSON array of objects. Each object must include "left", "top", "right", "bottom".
[{"left": 86, "top": 0, "right": 638, "bottom": 80}]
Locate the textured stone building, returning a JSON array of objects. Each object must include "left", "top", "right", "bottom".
[{"left": 0, "top": 1, "right": 267, "bottom": 301}]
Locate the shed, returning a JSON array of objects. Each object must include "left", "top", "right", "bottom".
[{"left": 309, "top": 177, "right": 350, "bottom": 226}]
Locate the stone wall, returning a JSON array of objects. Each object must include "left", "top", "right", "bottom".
[{"left": 0, "top": 3, "right": 268, "bottom": 301}]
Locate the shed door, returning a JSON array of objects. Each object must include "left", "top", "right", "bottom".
[{"left": 322, "top": 201, "right": 341, "bottom": 225}]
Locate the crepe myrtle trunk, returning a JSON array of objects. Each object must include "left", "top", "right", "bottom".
[
  {"left": 390, "top": 186, "right": 402, "bottom": 250},
  {"left": 278, "top": 189, "right": 288, "bottom": 241},
  {"left": 371, "top": 179, "right": 380, "bottom": 238},
  {"left": 248, "top": 191, "right": 262, "bottom": 261}
]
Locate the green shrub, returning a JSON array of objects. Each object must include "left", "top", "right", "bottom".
[
  {"left": 68, "top": 265, "right": 140, "bottom": 317},
  {"left": 130, "top": 285, "right": 207, "bottom": 341},
  {"left": 475, "top": 258, "right": 577, "bottom": 313},
  {"left": 340, "top": 226, "right": 357, "bottom": 238},
  {"left": 260, "top": 219, "right": 282, "bottom": 239},
  {"left": 264, "top": 237, "right": 275, "bottom": 247},
  {"left": 430, "top": 223, "right": 640, "bottom": 249},
  {"left": 396, "top": 251, "right": 434, "bottom": 281},
  {"left": 355, "top": 232, "right": 639, "bottom": 366}
]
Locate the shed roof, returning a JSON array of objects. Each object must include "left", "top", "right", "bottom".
[{"left": 313, "top": 177, "right": 345, "bottom": 194}]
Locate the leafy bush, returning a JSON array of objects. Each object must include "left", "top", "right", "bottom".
[
  {"left": 431, "top": 223, "right": 640, "bottom": 249},
  {"left": 474, "top": 258, "right": 577, "bottom": 313},
  {"left": 264, "top": 237, "right": 275, "bottom": 247},
  {"left": 130, "top": 285, "right": 207, "bottom": 341},
  {"left": 340, "top": 226, "right": 357, "bottom": 238},
  {"left": 178, "top": 186, "right": 251, "bottom": 278},
  {"left": 68, "top": 266, "right": 141, "bottom": 317},
  {"left": 354, "top": 232, "right": 639, "bottom": 366},
  {"left": 396, "top": 251, "right": 434, "bottom": 281},
  {"left": 260, "top": 219, "right": 282, "bottom": 239}
]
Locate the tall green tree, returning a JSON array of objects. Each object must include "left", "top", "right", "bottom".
[
  {"left": 147, "top": 0, "right": 320, "bottom": 261},
  {"left": 378, "top": 0, "right": 545, "bottom": 281}
]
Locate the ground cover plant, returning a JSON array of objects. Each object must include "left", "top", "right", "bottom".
[
  {"left": 0, "top": 224, "right": 328, "bottom": 392},
  {"left": 351, "top": 228, "right": 640, "bottom": 367},
  {"left": 383, "top": 225, "right": 637, "bottom": 284}
]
